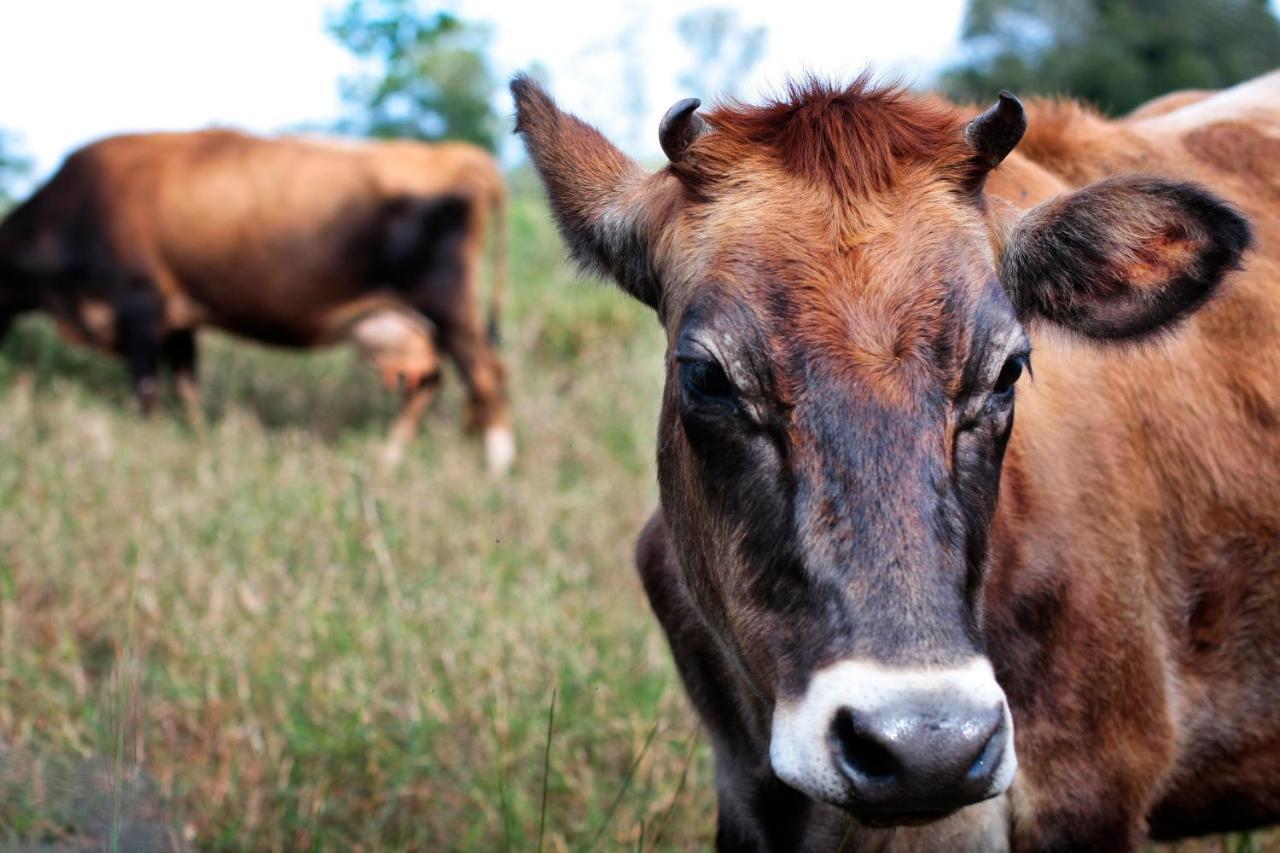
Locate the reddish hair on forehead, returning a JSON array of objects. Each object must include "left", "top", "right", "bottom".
[{"left": 682, "top": 74, "right": 973, "bottom": 198}]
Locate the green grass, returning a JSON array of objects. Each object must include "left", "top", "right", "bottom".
[
  {"left": 0, "top": 185, "right": 1273, "bottom": 851},
  {"left": 0, "top": 187, "right": 715, "bottom": 850}
]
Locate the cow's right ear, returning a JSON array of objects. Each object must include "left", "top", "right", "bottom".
[{"left": 511, "top": 74, "right": 672, "bottom": 310}]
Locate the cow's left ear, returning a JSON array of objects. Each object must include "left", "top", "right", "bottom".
[{"left": 1001, "top": 176, "right": 1252, "bottom": 340}]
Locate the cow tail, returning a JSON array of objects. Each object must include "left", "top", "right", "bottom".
[{"left": 486, "top": 184, "right": 507, "bottom": 346}]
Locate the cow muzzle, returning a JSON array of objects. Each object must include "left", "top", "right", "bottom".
[{"left": 769, "top": 657, "right": 1016, "bottom": 821}]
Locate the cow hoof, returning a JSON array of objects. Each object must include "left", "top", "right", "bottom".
[
  {"left": 136, "top": 377, "right": 160, "bottom": 416},
  {"left": 484, "top": 425, "right": 516, "bottom": 476},
  {"left": 381, "top": 440, "right": 406, "bottom": 470}
]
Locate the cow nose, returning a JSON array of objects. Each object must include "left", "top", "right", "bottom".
[
  {"left": 831, "top": 700, "right": 1006, "bottom": 813},
  {"left": 770, "top": 659, "right": 1017, "bottom": 815}
]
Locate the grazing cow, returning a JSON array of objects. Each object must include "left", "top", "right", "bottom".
[
  {"left": 514, "top": 69, "right": 1280, "bottom": 851},
  {"left": 0, "top": 130, "right": 514, "bottom": 473}
]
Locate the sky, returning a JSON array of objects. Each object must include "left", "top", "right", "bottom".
[{"left": 1, "top": 0, "right": 968, "bottom": 188}]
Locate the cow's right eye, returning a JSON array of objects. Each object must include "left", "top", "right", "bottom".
[{"left": 679, "top": 357, "right": 734, "bottom": 402}]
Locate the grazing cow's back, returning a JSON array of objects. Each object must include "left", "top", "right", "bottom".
[
  {"left": 0, "top": 130, "right": 514, "bottom": 471},
  {"left": 515, "top": 69, "right": 1280, "bottom": 851}
]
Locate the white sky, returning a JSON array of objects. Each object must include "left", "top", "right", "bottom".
[{"left": 1, "top": 0, "right": 967, "bottom": 188}]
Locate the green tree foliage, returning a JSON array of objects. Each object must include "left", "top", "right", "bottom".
[
  {"left": 676, "top": 7, "right": 767, "bottom": 100},
  {"left": 941, "top": 0, "right": 1280, "bottom": 114},
  {"left": 328, "top": 0, "right": 498, "bottom": 150},
  {"left": 0, "top": 130, "right": 33, "bottom": 211}
]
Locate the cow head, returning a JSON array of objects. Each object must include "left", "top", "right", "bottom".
[{"left": 513, "top": 75, "right": 1250, "bottom": 822}]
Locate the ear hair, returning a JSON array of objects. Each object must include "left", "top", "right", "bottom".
[
  {"left": 1002, "top": 176, "right": 1252, "bottom": 340},
  {"left": 511, "top": 74, "right": 667, "bottom": 308}
]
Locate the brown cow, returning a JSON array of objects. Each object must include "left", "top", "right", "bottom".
[
  {"left": 514, "top": 68, "right": 1280, "bottom": 851},
  {"left": 0, "top": 130, "right": 514, "bottom": 473}
]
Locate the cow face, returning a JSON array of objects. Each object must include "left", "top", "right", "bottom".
[{"left": 513, "top": 75, "right": 1250, "bottom": 822}]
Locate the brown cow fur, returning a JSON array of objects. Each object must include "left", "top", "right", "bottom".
[
  {"left": 0, "top": 130, "right": 512, "bottom": 470},
  {"left": 516, "top": 68, "right": 1280, "bottom": 851}
]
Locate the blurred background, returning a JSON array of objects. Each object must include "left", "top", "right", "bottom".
[
  {"left": 7, "top": 0, "right": 1280, "bottom": 194},
  {"left": 1, "top": 0, "right": 1279, "bottom": 849}
]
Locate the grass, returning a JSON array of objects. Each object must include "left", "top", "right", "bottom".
[
  {"left": 0, "top": 185, "right": 715, "bottom": 850},
  {"left": 0, "top": 182, "right": 1274, "bottom": 851}
]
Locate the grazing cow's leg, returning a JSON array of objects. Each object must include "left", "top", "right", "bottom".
[
  {"left": 387, "top": 192, "right": 514, "bottom": 474},
  {"left": 0, "top": 265, "right": 23, "bottom": 344},
  {"left": 0, "top": 285, "right": 34, "bottom": 345},
  {"left": 435, "top": 313, "right": 513, "bottom": 476},
  {"left": 115, "top": 289, "right": 163, "bottom": 415},
  {"left": 338, "top": 305, "right": 445, "bottom": 468},
  {"left": 0, "top": 291, "right": 16, "bottom": 342},
  {"left": 161, "top": 328, "right": 203, "bottom": 427},
  {"left": 382, "top": 371, "right": 443, "bottom": 468}
]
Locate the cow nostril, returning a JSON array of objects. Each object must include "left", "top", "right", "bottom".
[
  {"left": 966, "top": 711, "right": 1006, "bottom": 782},
  {"left": 832, "top": 708, "right": 899, "bottom": 783}
]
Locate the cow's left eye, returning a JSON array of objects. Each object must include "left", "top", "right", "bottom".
[
  {"left": 680, "top": 357, "right": 734, "bottom": 401},
  {"left": 993, "top": 354, "right": 1029, "bottom": 398}
]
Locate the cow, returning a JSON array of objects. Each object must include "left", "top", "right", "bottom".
[
  {"left": 513, "top": 68, "right": 1280, "bottom": 851},
  {"left": 0, "top": 130, "right": 514, "bottom": 473}
]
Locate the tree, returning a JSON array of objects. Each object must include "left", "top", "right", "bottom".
[
  {"left": 941, "top": 0, "right": 1280, "bottom": 114},
  {"left": 0, "top": 130, "right": 32, "bottom": 211},
  {"left": 328, "top": 0, "right": 499, "bottom": 150},
  {"left": 676, "top": 7, "right": 767, "bottom": 101}
]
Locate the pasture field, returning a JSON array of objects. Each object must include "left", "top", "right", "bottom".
[
  {"left": 0, "top": 178, "right": 1273, "bottom": 851},
  {"left": 0, "top": 176, "right": 715, "bottom": 850}
]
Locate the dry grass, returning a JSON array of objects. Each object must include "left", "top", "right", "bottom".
[
  {"left": 0, "top": 186, "right": 715, "bottom": 850},
  {"left": 0, "top": 183, "right": 1274, "bottom": 851}
]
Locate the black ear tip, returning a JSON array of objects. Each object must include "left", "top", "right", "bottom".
[
  {"left": 1219, "top": 204, "right": 1254, "bottom": 260},
  {"left": 510, "top": 73, "right": 555, "bottom": 134},
  {"left": 1168, "top": 179, "right": 1255, "bottom": 260},
  {"left": 509, "top": 73, "right": 551, "bottom": 110},
  {"left": 1208, "top": 192, "right": 1254, "bottom": 258}
]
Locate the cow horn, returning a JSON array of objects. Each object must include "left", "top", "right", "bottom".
[
  {"left": 660, "top": 97, "right": 708, "bottom": 163},
  {"left": 965, "top": 91, "right": 1027, "bottom": 173}
]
